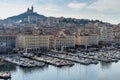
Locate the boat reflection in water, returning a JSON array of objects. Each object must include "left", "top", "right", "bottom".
[
  {"left": 0, "top": 62, "right": 16, "bottom": 72},
  {"left": 0, "top": 61, "right": 120, "bottom": 80},
  {"left": 100, "top": 62, "right": 112, "bottom": 70},
  {"left": 18, "top": 64, "right": 49, "bottom": 73}
]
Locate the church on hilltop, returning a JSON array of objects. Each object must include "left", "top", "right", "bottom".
[
  {"left": 3, "top": 5, "right": 46, "bottom": 24},
  {"left": 27, "top": 5, "right": 34, "bottom": 14},
  {"left": 23, "top": 5, "right": 38, "bottom": 23}
]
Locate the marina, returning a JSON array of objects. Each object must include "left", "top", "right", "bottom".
[
  {"left": 49, "top": 49, "right": 120, "bottom": 64},
  {"left": 0, "top": 48, "right": 120, "bottom": 80},
  {"left": 22, "top": 53, "right": 74, "bottom": 67},
  {"left": 3, "top": 56, "right": 45, "bottom": 68},
  {"left": 76, "top": 50, "right": 120, "bottom": 63},
  {"left": 0, "top": 48, "right": 120, "bottom": 68},
  {"left": 0, "top": 1, "right": 119, "bottom": 80},
  {"left": 39, "top": 51, "right": 99, "bottom": 65}
]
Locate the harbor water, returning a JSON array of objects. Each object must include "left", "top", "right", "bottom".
[{"left": 0, "top": 61, "right": 120, "bottom": 80}]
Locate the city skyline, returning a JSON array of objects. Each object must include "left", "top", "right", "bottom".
[{"left": 0, "top": 0, "right": 120, "bottom": 24}]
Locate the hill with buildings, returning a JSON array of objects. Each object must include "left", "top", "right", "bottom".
[
  {"left": 0, "top": 6, "right": 47, "bottom": 24},
  {"left": 0, "top": 6, "right": 113, "bottom": 26}
]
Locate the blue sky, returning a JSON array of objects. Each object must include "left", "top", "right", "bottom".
[{"left": 0, "top": 0, "right": 120, "bottom": 24}]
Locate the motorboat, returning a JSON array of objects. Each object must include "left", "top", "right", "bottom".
[{"left": 0, "top": 72, "right": 11, "bottom": 79}]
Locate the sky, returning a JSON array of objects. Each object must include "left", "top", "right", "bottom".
[{"left": 0, "top": 0, "right": 120, "bottom": 24}]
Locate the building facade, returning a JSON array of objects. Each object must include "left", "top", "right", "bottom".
[
  {"left": 17, "top": 35, "right": 50, "bottom": 52},
  {"left": 0, "top": 34, "right": 17, "bottom": 53},
  {"left": 53, "top": 35, "right": 75, "bottom": 51},
  {"left": 99, "top": 26, "right": 113, "bottom": 43},
  {"left": 49, "top": 30, "right": 75, "bottom": 51},
  {"left": 113, "top": 27, "right": 120, "bottom": 43},
  {"left": 76, "top": 34, "right": 99, "bottom": 47}
]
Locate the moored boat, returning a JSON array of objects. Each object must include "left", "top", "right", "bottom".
[{"left": 0, "top": 72, "right": 11, "bottom": 79}]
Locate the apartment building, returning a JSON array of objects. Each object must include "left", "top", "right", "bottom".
[
  {"left": 76, "top": 33, "right": 99, "bottom": 46},
  {"left": 17, "top": 34, "right": 50, "bottom": 52}
]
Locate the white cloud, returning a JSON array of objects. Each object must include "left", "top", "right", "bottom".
[
  {"left": 43, "top": 5, "right": 60, "bottom": 11},
  {"left": 88, "top": 0, "right": 120, "bottom": 12},
  {"left": 67, "top": 2, "right": 86, "bottom": 10},
  {"left": 44, "top": 7, "right": 59, "bottom": 11}
]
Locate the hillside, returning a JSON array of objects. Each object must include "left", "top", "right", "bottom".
[{"left": 0, "top": 6, "right": 114, "bottom": 26}]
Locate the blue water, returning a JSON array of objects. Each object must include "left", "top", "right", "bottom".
[{"left": 1, "top": 62, "right": 120, "bottom": 80}]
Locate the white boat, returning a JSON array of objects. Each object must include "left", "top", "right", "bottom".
[{"left": 0, "top": 72, "right": 11, "bottom": 79}]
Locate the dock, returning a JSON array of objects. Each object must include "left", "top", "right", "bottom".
[
  {"left": 39, "top": 52, "right": 98, "bottom": 65},
  {"left": 23, "top": 53, "right": 74, "bottom": 67},
  {"left": 3, "top": 56, "right": 45, "bottom": 68}
]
